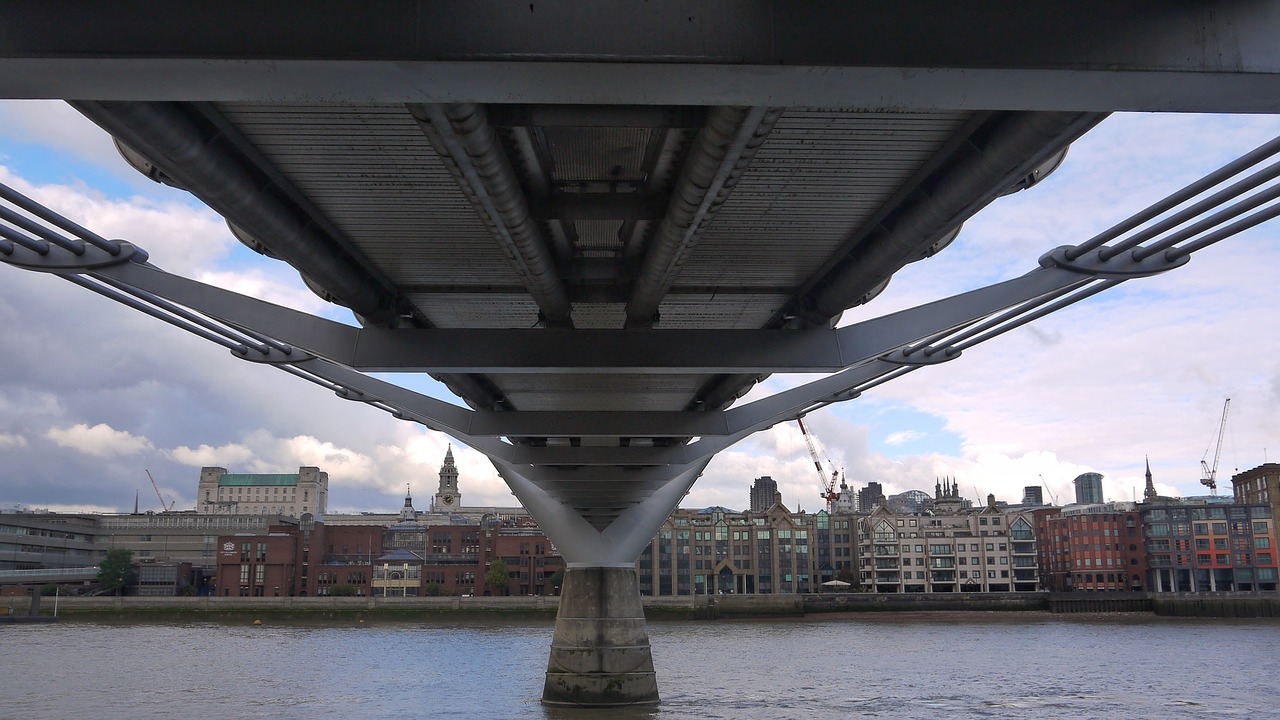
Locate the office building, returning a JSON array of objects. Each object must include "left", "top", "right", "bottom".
[
  {"left": 1073, "top": 472, "right": 1105, "bottom": 505},
  {"left": 197, "top": 466, "right": 328, "bottom": 516}
]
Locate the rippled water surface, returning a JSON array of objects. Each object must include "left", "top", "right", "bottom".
[{"left": 3, "top": 613, "right": 1276, "bottom": 719}]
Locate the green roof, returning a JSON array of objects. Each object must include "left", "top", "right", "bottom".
[{"left": 218, "top": 473, "right": 299, "bottom": 487}]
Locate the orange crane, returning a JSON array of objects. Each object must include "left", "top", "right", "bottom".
[
  {"left": 146, "top": 469, "right": 177, "bottom": 512},
  {"left": 1199, "top": 398, "right": 1230, "bottom": 496},
  {"left": 797, "top": 417, "right": 841, "bottom": 511}
]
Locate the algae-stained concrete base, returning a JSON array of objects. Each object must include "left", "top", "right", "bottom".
[{"left": 543, "top": 566, "right": 659, "bottom": 706}]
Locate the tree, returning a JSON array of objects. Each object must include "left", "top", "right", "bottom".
[
  {"left": 97, "top": 548, "right": 135, "bottom": 596},
  {"left": 328, "top": 583, "right": 357, "bottom": 597},
  {"left": 424, "top": 582, "right": 442, "bottom": 596},
  {"left": 548, "top": 567, "right": 565, "bottom": 593},
  {"left": 485, "top": 560, "right": 509, "bottom": 595}
]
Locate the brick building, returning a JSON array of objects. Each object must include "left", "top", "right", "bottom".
[{"left": 1034, "top": 502, "right": 1147, "bottom": 592}]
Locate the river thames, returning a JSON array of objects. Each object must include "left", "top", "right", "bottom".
[{"left": 3, "top": 613, "right": 1276, "bottom": 719}]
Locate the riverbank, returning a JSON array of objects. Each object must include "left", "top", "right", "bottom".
[{"left": 7, "top": 590, "right": 1275, "bottom": 622}]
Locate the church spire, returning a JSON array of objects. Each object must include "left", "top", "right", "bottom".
[{"left": 1143, "top": 455, "right": 1158, "bottom": 502}]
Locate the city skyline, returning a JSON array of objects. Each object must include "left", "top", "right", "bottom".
[{"left": 2, "top": 102, "right": 1280, "bottom": 514}]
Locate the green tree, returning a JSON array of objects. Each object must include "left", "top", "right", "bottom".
[
  {"left": 485, "top": 560, "right": 509, "bottom": 595},
  {"left": 97, "top": 548, "right": 135, "bottom": 596},
  {"left": 548, "top": 567, "right": 565, "bottom": 593},
  {"left": 40, "top": 583, "right": 59, "bottom": 596},
  {"left": 328, "top": 583, "right": 357, "bottom": 597},
  {"left": 424, "top": 582, "right": 442, "bottom": 596}
]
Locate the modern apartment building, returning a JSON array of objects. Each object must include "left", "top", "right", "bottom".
[{"left": 1141, "top": 501, "right": 1277, "bottom": 592}]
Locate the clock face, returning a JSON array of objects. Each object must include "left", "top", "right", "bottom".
[{"left": 442, "top": 495, "right": 454, "bottom": 505}]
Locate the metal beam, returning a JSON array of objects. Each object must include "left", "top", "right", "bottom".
[
  {"left": 93, "top": 259, "right": 1091, "bottom": 375},
  {"left": 4, "top": 2, "right": 1280, "bottom": 111}
]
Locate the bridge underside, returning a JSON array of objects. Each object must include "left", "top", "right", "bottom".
[{"left": 4, "top": 1, "right": 1280, "bottom": 706}]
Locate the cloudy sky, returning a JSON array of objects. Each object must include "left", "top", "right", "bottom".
[{"left": 2, "top": 102, "right": 1279, "bottom": 516}]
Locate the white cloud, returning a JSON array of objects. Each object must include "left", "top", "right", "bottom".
[
  {"left": 0, "top": 432, "right": 29, "bottom": 450},
  {"left": 0, "top": 100, "right": 136, "bottom": 182},
  {"left": 885, "top": 430, "right": 926, "bottom": 446},
  {"left": 44, "top": 423, "right": 154, "bottom": 458},
  {"left": 0, "top": 167, "right": 234, "bottom": 277},
  {"left": 196, "top": 268, "right": 335, "bottom": 317},
  {"left": 169, "top": 442, "right": 255, "bottom": 467}
]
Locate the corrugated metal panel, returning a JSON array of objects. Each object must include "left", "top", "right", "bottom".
[
  {"left": 680, "top": 110, "right": 971, "bottom": 290},
  {"left": 571, "top": 220, "right": 624, "bottom": 254},
  {"left": 491, "top": 374, "right": 709, "bottom": 412},
  {"left": 214, "top": 103, "right": 523, "bottom": 293},
  {"left": 656, "top": 294, "right": 792, "bottom": 329},
  {"left": 542, "top": 127, "right": 652, "bottom": 183},
  {"left": 571, "top": 303, "right": 628, "bottom": 330},
  {"left": 406, "top": 293, "right": 542, "bottom": 329}
]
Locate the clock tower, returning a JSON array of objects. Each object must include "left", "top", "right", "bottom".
[{"left": 432, "top": 445, "right": 461, "bottom": 512}]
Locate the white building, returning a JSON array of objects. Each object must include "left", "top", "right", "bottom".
[{"left": 197, "top": 466, "right": 328, "bottom": 517}]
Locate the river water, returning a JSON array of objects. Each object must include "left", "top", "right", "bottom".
[{"left": 2, "top": 613, "right": 1275, "bottom": 719}]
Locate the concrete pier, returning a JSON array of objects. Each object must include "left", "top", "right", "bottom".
[{"left": 542, "top": 567, "right": 658, "bottom": 707}]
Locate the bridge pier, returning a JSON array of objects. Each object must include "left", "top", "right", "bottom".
[
  {"left": 494, "top": 457, "right": 708, "bottom": 706},
  {"left": 543, "top": 566, "right": 657, "bottom": 706}
]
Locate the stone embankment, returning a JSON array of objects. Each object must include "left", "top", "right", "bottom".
[{"left": 13, "top": 591, "right": 1277, "bottom": 621}]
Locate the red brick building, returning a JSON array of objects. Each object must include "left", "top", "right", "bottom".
[
  {"left": 1034, "top": 503, "right": 1147, "bottom": 592},
  {"left": 214, "top": 516, "right": 561, "bottom": 598},
  {"left": 213, "top": 523, "right": 309, "bottom": 597}
]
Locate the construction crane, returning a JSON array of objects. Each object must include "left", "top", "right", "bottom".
[
  {"left": 1200, "top": 398, "right": 1231, "bottom": 496},
  {"left": 1038, "top": 474, "right": 1059, "bottom": 505},
  {"left": 146, "top": 469, "right": 177, "bottom": 511},
  {"left": 797, "top": 417, "right": 841, "bottom": 511}
]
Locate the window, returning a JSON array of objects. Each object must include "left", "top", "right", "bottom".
[
  {"left": 1257, "top": 537, "right": 1271, "bottom": 550},
  {"left": 1212, "top": 522, "right": 1228, "bottom": 534}
]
